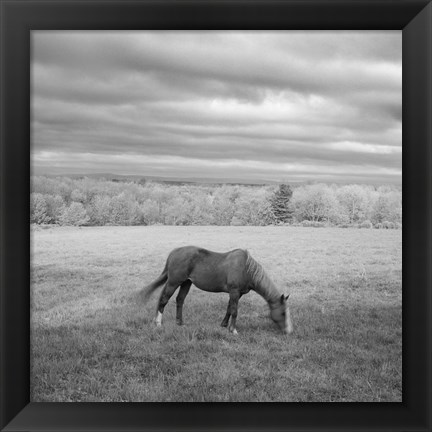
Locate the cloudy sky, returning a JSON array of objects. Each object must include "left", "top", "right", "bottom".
[{"left": 31, "top": 31, "right": 401, "bottom": 184}]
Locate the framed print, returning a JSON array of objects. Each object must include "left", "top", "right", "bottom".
[{"left": 1, "top": 0, "right": 431, "bottom": 431}]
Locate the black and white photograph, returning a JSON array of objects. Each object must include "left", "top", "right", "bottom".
[{"left": 31, "top": 31, "right": 402, "bottom": 402}]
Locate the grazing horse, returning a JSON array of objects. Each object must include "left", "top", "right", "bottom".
[{"left": 140, "top": 246, "right": 293, "bottom": 335}]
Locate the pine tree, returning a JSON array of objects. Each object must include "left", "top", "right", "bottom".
[{"left": 270, "top": 184, "right": 294, "bottom": 224}]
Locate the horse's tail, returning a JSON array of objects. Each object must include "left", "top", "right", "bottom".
[{"left": 138, "top": 260, "right": 169, "bottom": 303}]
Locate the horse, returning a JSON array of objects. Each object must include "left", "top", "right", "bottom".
[{"left": 139, "top": 246, "right": 293, "bottom": 335}]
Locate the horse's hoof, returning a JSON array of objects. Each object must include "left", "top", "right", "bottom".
[
  {"left": 229, "top": 328, "right": 238, "bottom": 335},
  {"left": 221, "top": 322, "right": 228, "bottom": 328},
  {"left": 176, "top": 320, "right": 183, "bottom": 326}
]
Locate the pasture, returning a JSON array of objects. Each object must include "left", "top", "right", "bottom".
[{"left": 31, "top": 226, "right": 402, "bottom": 402}]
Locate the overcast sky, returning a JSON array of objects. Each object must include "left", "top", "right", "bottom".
[{"left": 31, "top": 31, "right": 401, "bottom": 184}]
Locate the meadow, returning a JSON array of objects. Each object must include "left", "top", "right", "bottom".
[{"left": 31, "top": 225, "right": 402, "bottom": 402}]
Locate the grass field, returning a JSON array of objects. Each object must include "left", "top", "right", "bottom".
[{"left": 30, "top": 225, "right": 402, "bottom": 402}]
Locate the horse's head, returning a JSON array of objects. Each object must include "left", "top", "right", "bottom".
[{"left": 270, "top": 294, "right": 293, "bottom": 335}]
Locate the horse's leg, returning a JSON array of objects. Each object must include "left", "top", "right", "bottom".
[
  {"left": 220, "top": 302, "right": 231, "bottom": 328},
  {"left": 155, "top": 281, "right": 178, "bottom": 327},
  {"left": 221, "top": 292, "right": 242, "bottom": 328},
  {"left": 176, "top": 280, "right": 192, "bottom": 325},
  {"left": 228, "top": 289, "right": 241, "bottom": 335}
]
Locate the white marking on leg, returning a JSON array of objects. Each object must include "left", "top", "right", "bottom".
[
  {"left": 156, "top": 311, "right": 163, "bottom": 326},
  {"left": 286, "top": 308, "right": 293, "bottom": 334},
  {"left": 232, "top": 329, "right": 238, "bottom": 335}
]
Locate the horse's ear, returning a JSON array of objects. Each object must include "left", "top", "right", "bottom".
[
  {"left": 280, "top": 294, "right": 285, "bottom": 304},
  {"left": 286, "top": 294, "right": 290, "bottom": 301}
]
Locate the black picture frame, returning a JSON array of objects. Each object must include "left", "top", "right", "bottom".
[{"left": 1, "top": 1, "right": 431, "bottom": 431}]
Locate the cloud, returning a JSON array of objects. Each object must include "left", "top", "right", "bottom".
[{"left": 31, "top": 31, "right": 402, "bottom": 184}]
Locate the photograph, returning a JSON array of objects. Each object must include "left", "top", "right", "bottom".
[{"left": 30, "top": 30, "right": 402, "bottom": 402}]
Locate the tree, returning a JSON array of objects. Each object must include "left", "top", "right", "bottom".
[
  {"left": 59, "top": 202, "right": 90, "bottom": 226},
  {"left": 45, "top": 195, "right": 65, "bottom": 224},
  {"left": 186, "top": 191, "right": 214, "bottom": 225},
  {"left": 31, "top": 193, "right": 51, "bottom": 224},
  {"left": 71, "top": 189, "right": 86, "bottom": 204},
  {"left": 292, "top": 184, "right": 339, "bottom": 223},
  {"left": 164, "top": 197, "right": 190, "bottom": 225},
  {"left": 108, "top": 193, "right": 141, "bottom": 225},
  {"left": 89, "top": 195, "right": 112, "bottom": 225},
  {"left": 148, "top": 185, "right": 175, "bottom": 224},
  {"left": 234, "top": 189, "right": 273, "bottom": 226},
  {"left": 371, "top": 189, "right": 402, "bottom": 224},
  {"left": 336, "top": 185, "right": 370, "bottom": 223},
  {"left": 270, "top": 184, "right": 294, "bottom": 224},
  {"left": 211, "top": 186, "right": 238, "bottom": 226},
  {"left": 141, "top": 199, "right": 160, "bottom": 225},
  {"left": 31, "top": 176, "right": 74, "bottom": 204}
]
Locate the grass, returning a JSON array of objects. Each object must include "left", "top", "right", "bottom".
[{"left": 31, "top": 225, "right": 402, "bottom": 402}]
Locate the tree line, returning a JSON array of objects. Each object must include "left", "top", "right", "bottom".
[{"left": 31, "top": 176, "right": 402, "bottom": 228}]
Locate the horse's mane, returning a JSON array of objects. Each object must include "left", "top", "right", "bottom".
[
  {"left": 245, "top": 251, "right": 280, "bottom": 303},
  {"left": 245, "top": 251, "right": 266, "bottom": 285}
]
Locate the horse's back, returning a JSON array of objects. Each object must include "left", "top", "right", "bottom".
[
  {"left": 167, "top": 246, "right": 248, "bottom": 291},
  {"left": 169, "top": 245, "right": 246, "bottom": 261},
  {"left": 169, "top": 246, "right": 247, "bottom": 262}
]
